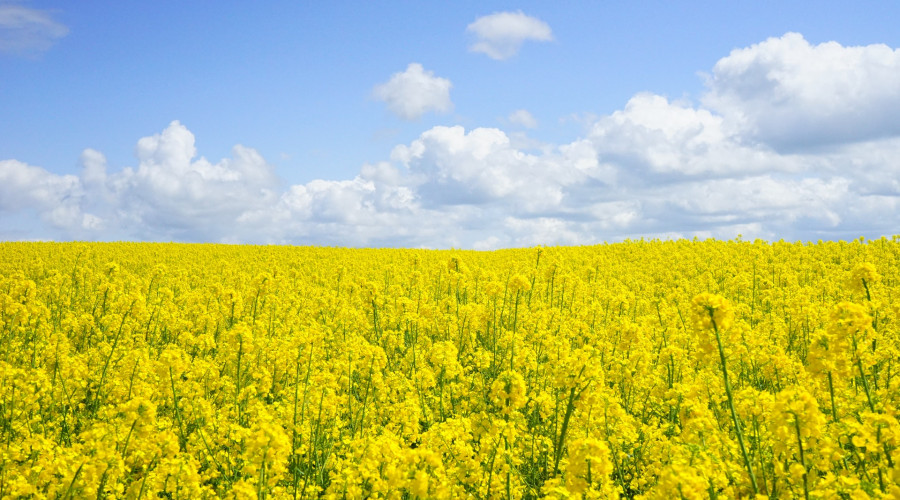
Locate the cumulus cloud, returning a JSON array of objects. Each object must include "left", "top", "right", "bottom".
[
  {"left": 703, "top": 32, "right": 900, "bottom": 151},
  {"left": 588, "top": 93, "right": 796, "bottom": 178},
  {"left": 390, "top": 125, "right": 611, "bottom": 212},
  {"left": 0, "top": 3, "right": 68, "bottom": 57},
  {"left": 3, "top": 33, "right": 900, "bottom": 247},
  {"left": 0, "top": 121, "right": 283, "bottom": 241},
  {"left": 0, "top": 159, "right": 89, "bottom": 229},
  {"left": 372, "top": 63, "right": 453, "bottom": 120},
  {"left": 467, "top": 11, "right": 553, "bottom": 60},
  {"left": 117, "top": 121, "right": 280, "bottom": 240},
  {"left": 661, "top": 176, "right": 849, "bottom": 227},
  {"left": 1, "top": 117, "right": 898, "bottom": 247}
]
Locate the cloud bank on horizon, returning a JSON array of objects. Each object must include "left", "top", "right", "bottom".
[{"left": 2, "top": 10, "right": 900, "bottom": 248}]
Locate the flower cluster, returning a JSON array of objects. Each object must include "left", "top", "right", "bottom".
[{"left": 0, "top": 238, "right": 898, "bottom": 499}]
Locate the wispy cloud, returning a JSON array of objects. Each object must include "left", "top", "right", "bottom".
[
  {"left": 466, "top": 11, "right": 552, "bottom": 60},
  {"left": 507, "top": 109, "right": 538, "bottom": 129},
  {"left": 0, "top": 3, "right": 68, "bottom": 57}
]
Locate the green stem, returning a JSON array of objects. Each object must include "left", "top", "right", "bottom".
[
  {"left": 710, "top": 313, "right": 759, "bottom": 495},
  {"left": 96, "top": 301, "right": 136, "bottom": 408},
  {"left": 169, "top": 367, "right": 188, "bottom": 452},
  {"left": 553, "top": 386, "right": 578, "bottom": 474},
  {"left": 792, "top": 413, "right": 810, "bottom": 500},
  {"left": 852, "top": 335, "right": 875, "bottom": 412},
  {"left": 827, "top": 372, "right": 838, "bottom": 421}
]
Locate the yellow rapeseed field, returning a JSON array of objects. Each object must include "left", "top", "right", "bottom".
[{"left": 0, "top": 239, "right": 898, "bottom": 499}]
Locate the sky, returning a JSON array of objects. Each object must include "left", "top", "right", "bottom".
[{"left": 2, "top": 1, "right": 900, "bottom": 248}]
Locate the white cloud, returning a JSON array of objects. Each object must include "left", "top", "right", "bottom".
[
  {"left": 114, "top": 121, "right": 281, "bottom": 240},
  {"left": 390, "top": 125, "right": 611, "bottom": 212},
  {"left": 0, "top": 159, "right": 93, "bottom": 231},
  {"left": 467, "top": 11, "right": 553, "bottom": 60},
  {"left": 588, "top": 93, "right": 797, "bottom": 178},
  {"left": 0, "top": 121, "right": 281, "bottom": 241},
  {"left": 372, "top": 63, "right": 453, "bottom": 120},
  {"left": 0, "top": 3, "right": 68, "bottom": 57},
  {"left": 4, "top": 120, "right": 899, "bottom": 247},
  {"left": 4, "top": 33, "right": 900, "bottom": 247},
  {"left": 663, "top": 176, "right": 849, "bottom": 225},
  {"left": 703, "top": 32, "right": 900, "bottom": 151},
  {"left": 508, "top": 109, "right": 538, "bottom": 129},
  {"left": 504, "top": 217, "right": 587, "bottom": 247}
]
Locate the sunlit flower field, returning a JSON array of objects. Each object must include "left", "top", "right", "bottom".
[{"left": 1, "top": 240, "right": 898, "bottom": 499}]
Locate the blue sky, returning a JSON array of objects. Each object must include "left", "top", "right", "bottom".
[{"left": 2, "top": 1, "right": 900, "bottom": 247}]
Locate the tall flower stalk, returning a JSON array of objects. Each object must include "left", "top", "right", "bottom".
[{"left": 693, "top": 293, "right": 759, "bottom": 496}]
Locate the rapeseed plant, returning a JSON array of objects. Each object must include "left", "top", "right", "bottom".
[{"left": 0, "top": 240, "right": 898, "bottom": 498}]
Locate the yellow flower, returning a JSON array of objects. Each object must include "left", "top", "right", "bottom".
[
  {"left": 789, "top": 462, "right": 807, "bottom": 484},
  {"left": 564, "top": 437, "right": 612, "bottom": 494},
  {"left": 3, "top": 239, "right": 900, "bottom": 498},
  {"left": 828, "top": 301, "right": 872, "bottom": 338},
  {"left": 690, "top": 292, "right": 734, "bottom": 331},
  {"left": 848, "top": 262, "right": 879, "bottom": 297},
  {"left": 508, "top": 273, "right": 531, "bottom": 294},
  {"left": 490, "top": 370, "right": 527, "bottom": 415},
  {"left": 409, "top": 469, "right": 430, "bottom": 498}
]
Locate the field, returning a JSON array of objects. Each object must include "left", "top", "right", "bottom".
[{"left": 0, "top": 240, "right": 898, "bottom": 499}]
